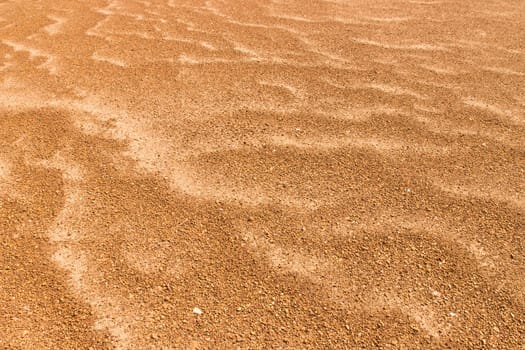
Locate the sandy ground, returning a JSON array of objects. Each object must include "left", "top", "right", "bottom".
[{"left": 0, "top": 0, "right": 524, "bottom": 349}]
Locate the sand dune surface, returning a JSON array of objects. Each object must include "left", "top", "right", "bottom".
[{"left": 0, "top": 0, "right": 524, "bottom": 349}]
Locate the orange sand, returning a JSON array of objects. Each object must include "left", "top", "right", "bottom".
[{"left": 0, "top": 0, "right": 524, "bottom": 349}]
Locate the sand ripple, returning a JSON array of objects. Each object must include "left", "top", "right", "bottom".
[{"left": 0, "top": 0, "right": 523, "bottom": 348}]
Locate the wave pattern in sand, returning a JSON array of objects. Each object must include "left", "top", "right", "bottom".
[{"left": 0, "top": 0, "right": 524, "bottom": 349}]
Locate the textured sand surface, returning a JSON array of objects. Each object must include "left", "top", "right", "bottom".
[{"left": 0, "top": 0, "right": 524, "bottom": 349}]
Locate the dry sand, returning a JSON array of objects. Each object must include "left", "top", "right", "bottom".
[{"left": 0, "top": 0, "right": 524, "bottom": 349}]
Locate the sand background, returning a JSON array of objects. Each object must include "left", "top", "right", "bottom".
[{"left": 0, "top": 0, "right": 524, "bottom": 348}]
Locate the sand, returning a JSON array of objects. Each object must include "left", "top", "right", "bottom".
[{"left": 0, "top": 0, "right": 524, "bottom": 349}]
